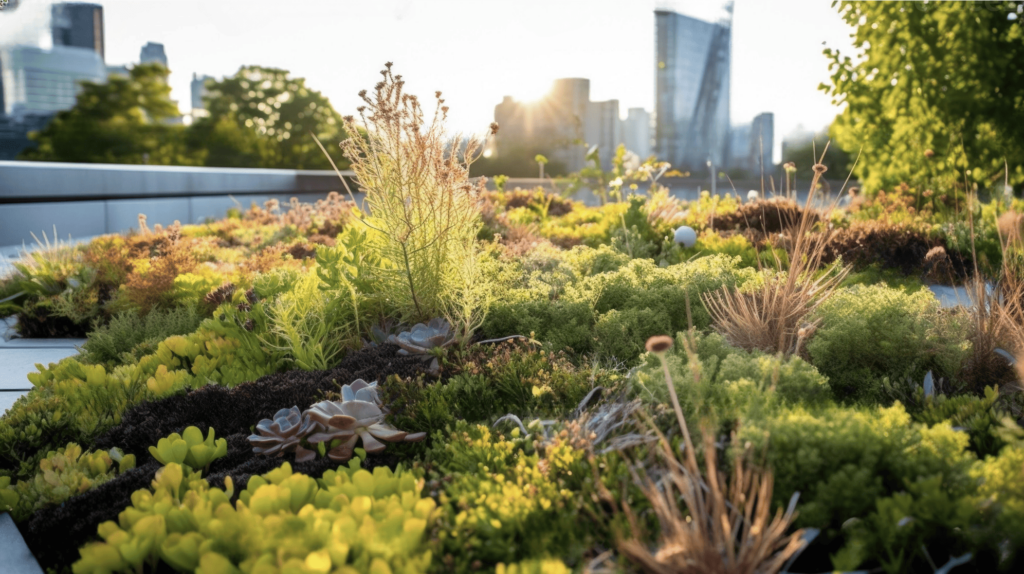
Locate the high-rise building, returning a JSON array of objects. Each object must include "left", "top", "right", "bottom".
[
  {"left": 51, "top": 3, "right": 105, "bottom": 61},
  {"left": 727, "top": 112, "right": 773, "bottom": 174},
  {"left": 191, "top": 73, "right": 214, "bottom": 115},
  {"left": 0, "top": 45, "right": 106, "bottom": 116},
  {"left": 654, "top": 4, "right": 732, "bottom": 170},
  {"left": 140, "top": 42, "right": 168, "bottom": 68},
  {"left": 585, "top": 99, "right": 622, "bottom": 169},
  {"left": 623, "top": 107, "right": 652, "bottom": 159},
  {"left": 750, "top": 112, "right": 774, "bottom": 173}
]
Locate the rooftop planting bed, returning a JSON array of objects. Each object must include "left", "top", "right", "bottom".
[{"left": 2, "top": 67, "right": 1024, "bottom": 574}]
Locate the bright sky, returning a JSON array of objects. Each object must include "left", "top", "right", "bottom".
[{"left": 1, "top": 0, "right": 857, "bottom": 159}]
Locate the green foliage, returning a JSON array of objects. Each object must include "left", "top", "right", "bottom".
[
  {"left": 824, "top": 1, "right": 1024, "bottom": 194},
  {"left": 741, "top": 403, "right": 975, "bottom": 564},
  {"left": 4, "top": 443, "right": 135, "bottom": 522},
  {"left": 915, "top": 385, "right": 1006, "bottom": 457},
  {"left": 806, "top": 284, "right": 967, "bottom": 403},
  {"left": 81, "top": 306, "right": 204, "bottom": 366},
  {"left": 261, "top": 269, "right": 357, "bottom": 370},
  {"left": 427, "top": 422, "right": 590, "bottom": 572},
  {"left": 22, "top": 64, "right": 197, "bottom": 165},
  {"left": 72, "top": 459, "right": 437, "bottom": 574},
  {"left": 382, "top": 341, "right": 611, "bottom": 444},
  {"left": 0, "top": 319, "right": 280, "bottom": 478},
  {"left": 190, "top": 66, "right": 348, "bottom": 169},
  {"left": 483, "top": 253, "right": 752, "bottom": 363},
  {"left": 147, "top": 426, "right": 227, "bottom": 473},
  {"left": 633, "top": 332, "right": 831, "bottom": 431}
]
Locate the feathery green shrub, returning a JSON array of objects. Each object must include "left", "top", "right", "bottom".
[{"left": 81, "top": 305, "right": 204, "bottom": 366}]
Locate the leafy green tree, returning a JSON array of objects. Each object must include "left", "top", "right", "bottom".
[
  {"left": 189, "top": 66, "right": 348, "bottom": 169},
  {"left": 824, "top": 1, "right": 1024, "bottom": 194},
  {"left": 21, "top": 64, "right": 197, "bottom": 165}
]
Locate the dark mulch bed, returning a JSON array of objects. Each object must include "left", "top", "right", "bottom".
[{"left": 19, "top": 343, "right": 428, "bottom": 571}]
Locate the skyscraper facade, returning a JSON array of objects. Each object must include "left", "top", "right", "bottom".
[
  {"left": 51, "top": 3, "right": 105, "bottom": 61},
  {"left": 623, "top": 107, "right": 652, "bottom": 159},
  {"left": 654, "top": 5, "right": 731, "bottom": 171},
  {"left": 140, "top": 42, "right": 168, "bottom": 68},
  {"left": 191, "top": 73, "right": 214, "bottom": 115},
  {"left": 727, "top": 112, "right": 774, "bottom": 175},
  {"left": 0, "top": 45, "right": 106, "bottom": 116},
  {"left": 585, "top": 99, "right": 622, "bottom": 169}
]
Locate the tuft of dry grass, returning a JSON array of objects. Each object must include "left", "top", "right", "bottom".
[
  {"left": 611, "top": 338, "right": 808, "bottom": 574},
  {"left": 702, "top": 157, "right": 848, "bottom": 355},
  {"left": 962, "top": 213, "right": 1024, "bottom": 395}
]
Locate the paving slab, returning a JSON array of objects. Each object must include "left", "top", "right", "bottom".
[
  {"left": 927, "top": 284, "right": 993, "bottom": 309},
  {"left": 0, "top": 338, "right": 86, "bottom": 349},
  {"left": 0, "top": 347, "right": 79, "bottom": 390},
  {"left": 0, "top": 391, "right": 26, "bottom": 416},
  {"left": 0, "top": 512, "right": 45, "bottom": 574}
]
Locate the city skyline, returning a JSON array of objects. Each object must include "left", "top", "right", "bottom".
[{"left": 0, "top": 0, "right": 857, "bottom": 161}]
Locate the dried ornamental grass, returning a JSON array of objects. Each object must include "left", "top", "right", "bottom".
[
  {"left": 612, "top": 337, "right": 808, "bottom": 574},
  {"left": 703, "top": 159, "right": 848, "bottom": 355}
]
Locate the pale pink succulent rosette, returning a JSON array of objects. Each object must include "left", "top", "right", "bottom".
[{"left": 248, "top": 379, "right": 425, "bottom": 463}]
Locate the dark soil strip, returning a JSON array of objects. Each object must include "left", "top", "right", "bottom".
[
  {"left": 20, "top": 344, "right": 429, "bottom": 571},
  {"left": 93, "top": 343, "right": 429, "bottom": 456}
]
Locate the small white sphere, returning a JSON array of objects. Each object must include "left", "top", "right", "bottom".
[
  {"left": 747, "top": 190, "right": 759, "bottom": 201},
  {"left": 674, "top": 225, "right": 697, "bottom": 248}
]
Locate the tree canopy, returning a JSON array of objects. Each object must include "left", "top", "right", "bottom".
[
  {"left": 824, "top": 1, "right": 1024, "bottom": 194},
  {"left": 23, "top": 63, "right": 197, "bottom": 165},
  {"left": 188, "top": 66, "right": 347, "bottom": 169},
  {"left": 22, "top": 65, "right": 349, "bottom": 170}
]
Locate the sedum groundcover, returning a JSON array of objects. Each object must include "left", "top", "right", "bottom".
[{"left": 2, "top": 66, "right": 1024, "bottom": 574}]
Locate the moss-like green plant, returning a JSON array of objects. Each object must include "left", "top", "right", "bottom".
[
  {"left": 806, "top": 284, "right": 968, "bottom": 403},
  {"left": 148, "top": 426, "right": 227, "bottom": 473},
  {"left": 740, "top": 402, "right": 977, "bottom": 565},
  {"left": 81, "top": 305, "right": 204, "bottom": 366},
  {"left": 428, "top": 422, "right": 590, "bottom": 571}
]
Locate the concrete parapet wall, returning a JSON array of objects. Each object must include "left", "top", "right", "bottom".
[{"left": 0, "top": 161, "right": 355, "bottom": 245}]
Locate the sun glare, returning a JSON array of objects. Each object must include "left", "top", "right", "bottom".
[{"left": 514, "top": 78, "right": 553, "bottom": 103}]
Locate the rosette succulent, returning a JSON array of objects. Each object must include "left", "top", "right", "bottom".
[
  {"left": 303, "top": 397, "right": 426, "bottom": 462},
  {"left": 247, "top": 379, "right": 424, "bottom": 463},
  {"left": 149, "top": 426, "right": 228, "bottom": 473},
  {"left": 342, "top": 378, "right": 379, "bottom": 403},
  {"left": 390, "top": 317, "right": 457, "bottom": 354},
  {"left": 248, "top": 406, "right": 316, "bottom": 462},
  {"left": 388, "top": 317, "right": 457, "bottom": 374}
]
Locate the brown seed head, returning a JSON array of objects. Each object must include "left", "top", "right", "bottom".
[
  {"left": 812, "top": 163, "right": 828, "bottom": 175},
  {"left": 646, "top": 335, "right": 674, "bottom": 354},
  {"left": 358, "top": 90, "right": 367, "bottom": 98},
  {"left": 385, "top": 61, "right": 393, "bottom": 69},
  {"left": 490, "top": 122, "right": 500, "bottom": 135},
  {"left": 435, "top": 91, "right": 442, "bottom": 98},
  {"left": 343, "top": 115, "right": 354, "bottom": 123}
]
